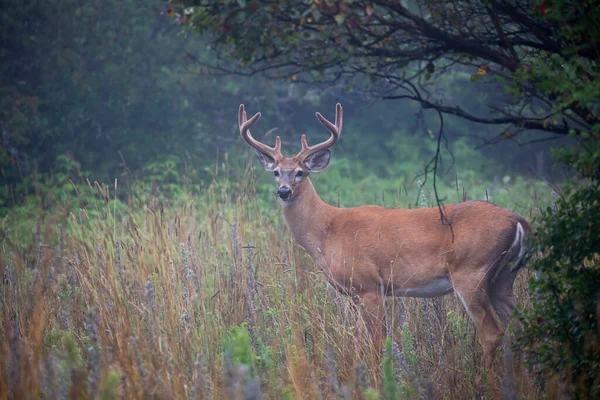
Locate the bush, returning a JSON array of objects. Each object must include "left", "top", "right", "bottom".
[{"left": 516, "top": 180, "right": 600, "bottom": 398}]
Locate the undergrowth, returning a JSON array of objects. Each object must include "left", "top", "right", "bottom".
[{"left": 1, "top": 160, "right": 550, "bottom": 399}]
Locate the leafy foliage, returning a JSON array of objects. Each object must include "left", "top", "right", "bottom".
[
  {"left": 0, "top": 0, "right": 286, "bottom": 203},
  {"left": 516, "top": 171, "right": 600, "bottom": 398},
  {"left": 179, "top": 0, "right": 599, "bottom": 145},
  {"left": 504, "top": 3, "right": 600, "bottom": 396}
]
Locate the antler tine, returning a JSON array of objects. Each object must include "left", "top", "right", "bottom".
[
  {"left": 334, "top": 102, "right": 343, "bottom": 133},
  {"left": 238, "top": 104, "right": 282, "bottom": 157},
  {"left": 296, "top": 103, "right": 343, "bottom": 160}
]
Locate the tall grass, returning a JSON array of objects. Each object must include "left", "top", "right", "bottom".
[{"left": 1, "top": 163, "right": 548, "bottom": 399}]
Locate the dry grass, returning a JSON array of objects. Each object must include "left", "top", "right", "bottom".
[{"left": 0, "top": 171, "right": 545, "bottom": 399}]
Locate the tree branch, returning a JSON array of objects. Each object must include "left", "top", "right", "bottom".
[{"left": 382, "top": 94, "right": 575, "bottom": 135}]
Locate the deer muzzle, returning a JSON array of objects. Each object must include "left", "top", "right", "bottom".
[{"left": 277, "top": 186, "right": 292, "bottom": 200}]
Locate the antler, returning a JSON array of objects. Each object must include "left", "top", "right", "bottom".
[
  {"left": 239, "top": 104, "right": 282, "bottom": 158},
  {"left": 296, "top": 103, "right": 343, "bottom": 160}
]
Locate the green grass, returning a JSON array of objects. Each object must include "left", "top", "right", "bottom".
[{"left": 0, "top": 159, "right": 552, "bottom": 399}]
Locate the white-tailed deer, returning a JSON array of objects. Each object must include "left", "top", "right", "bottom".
[{"left": 238, "top": 103, "right": 531, "bottom": 370}]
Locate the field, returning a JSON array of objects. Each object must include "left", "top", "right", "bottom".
[{"left": 0, "top": 160, "right": 552, "bottom": 399}]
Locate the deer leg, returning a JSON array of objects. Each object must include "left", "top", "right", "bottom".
[
  {"left": 454, "top": 287, "right": 505, "bottom": 371},
  {"left": 491, "top": 289, "right": 521, "bottom": 397},
  {"left": 359, "top": 291, "right": 386, "bottom": 353},
  {"left": 490, "top": 291, "right": 517, "bottom": 328},
  {"left": 490, "top": 289, "right": 521, "bottom": 369}
]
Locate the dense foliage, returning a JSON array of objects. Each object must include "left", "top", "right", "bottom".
[
  {"left": 179, "top": 0, "right": 599, "bottom": 145},
  {"left": 0, "top": 0, "right": 284, "bottom": 208},
  {"left": 1, "top": 1, "right": 206, "bottom": 183},
  {"left": 516, "top": 145, "right": 600, "bottom": 398},
  {"left": 505, "top": 4, "right": 600, "bottom": 396}
]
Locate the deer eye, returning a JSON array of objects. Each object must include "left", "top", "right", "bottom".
[
  {"left": 273, "top": 170, "right": 280, "bottom": 177},
  {"left": 296, "top": 170, "right": 304, "bottom": 177}
]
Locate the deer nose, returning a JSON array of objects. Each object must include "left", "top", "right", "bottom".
[{"left": 277, "top": 186, "right": 292, "bottom": 200}]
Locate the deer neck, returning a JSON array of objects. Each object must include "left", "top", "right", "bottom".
[{"left": 281, "top": 177, "right": 337, "bottom": 259}]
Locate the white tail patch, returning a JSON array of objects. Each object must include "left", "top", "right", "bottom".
[
  {"left": 516, "top": 222, "right": 526, "bottom": 259},
  {"left": 511, "top": 222, "right": 527, "bottom": 272},
  {"left": 491, "top": 222, "right": 527, "bottom": 283}
]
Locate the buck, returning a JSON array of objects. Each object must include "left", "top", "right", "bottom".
[{"left": 238, "top": 103, "right": 531, "bottom": 370}]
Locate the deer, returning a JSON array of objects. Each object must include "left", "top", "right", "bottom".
[{"left": 238, "top": 103, "right": 532, "bottom": 372}]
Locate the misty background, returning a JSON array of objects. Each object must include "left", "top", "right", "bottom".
[{"left": 1, "top": 0, "right": 565, "bottom": 211}]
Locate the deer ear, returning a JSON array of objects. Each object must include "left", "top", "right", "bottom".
[
  {"left": 254, "top": 149, "right": 276, "bottom": 171},
  {"left": 304, "top": 149, "right": 331, "bottom": 172}
]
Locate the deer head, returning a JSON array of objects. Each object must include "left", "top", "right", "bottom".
[{"left": 239, "top": 103, "right": 343, "bottom": 203}]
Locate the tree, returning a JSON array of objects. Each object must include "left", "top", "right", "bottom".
[
  {"left": 0, "top": 0, "right": 282, "bottom": 197},
  {"left": 177, "top": 0, "right": 599, "bottom": 147}
]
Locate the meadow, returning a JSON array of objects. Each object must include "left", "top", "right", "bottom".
[{"left": 0, "top": 153, "right": 553, "bottom": 399}]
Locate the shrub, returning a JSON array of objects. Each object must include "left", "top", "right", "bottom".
[{"left": 517, "top": 180, "right": 600, "bottom": 398}]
